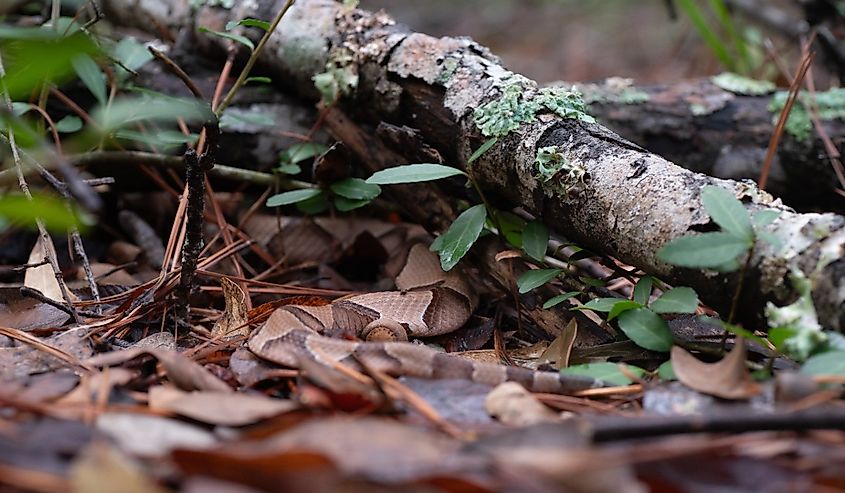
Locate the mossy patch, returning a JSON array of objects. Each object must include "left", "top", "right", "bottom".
[
  {"left": 712, "top": 72, "right": 775, "bottom": 96},
  {"left": 576, "top": 77, "right": 649, "bottom": 105},
  {"left": 313, "top": 50, "right": 358, "bottom": 104},
  {"left": 769, "top": 88, "right": 845, "bottom": 141},
  {"left": 534, "top": 145, "right": 588, "bottom": 195},
  {"left": 473, "top": 79, "right": 594, "bottom": 138}
]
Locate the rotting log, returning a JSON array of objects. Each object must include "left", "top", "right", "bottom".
[
  {"left": 100, "top": 0, "right": 845, "bottom": 333},
  {"left": 570, "top": 77, "right": 845, "bottom": 209}
]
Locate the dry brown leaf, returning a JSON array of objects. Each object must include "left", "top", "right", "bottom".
[
  {"left": 0, "top": 287, "right": 70, "bottom": 330},
  {"left": 148, "top": 386, "right": 298, "bottom": 426},
  {"left": 486, "top": 382, "right": 561, "bottom": 426},
  {"left": 96, "top": 413, "right": 217, "bottom": 457},
  {"left": 24, "top": 237, "right": 78, "bottom": 304},
  {"left": 85, "top": 348, "right": 231, "bottom": 393},
  {"left": 538, "top": 318, "right": 578, "bottom": 370},
  {"left": 671, "top": 341, "right": 761, "bottom": 399},
  {"left": 494, "top": 249, "right": 523, "bottom": 262},
  {"left": 212, "top": 277, "right": 249, "bottom": 338},
  {"left": 70, "top": 443, "right": 167, "bottom": 493},
  {"left": 0, "top": 327, "right": 93, "bottom": 379}
]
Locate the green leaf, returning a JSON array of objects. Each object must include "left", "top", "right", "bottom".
[
  {"left": 468, "top": 137, "right": 498, "bottom": 164},
  {"left": 0, "top": 193, "right": 90, "bottom": 232},
  {"left": 433, "top": 204, "right": 487, "bottom": 271},
  {"left": 617, "top": 308, "right": 673, "bottom": 352},
  {"left": 112, "top": 37, "right": 153, "bottom": 76},
  {"left": 579, "top": 276, "right": 606, "bottom": 287},
  {"left": 55, "top": 115, "right": 82, "bottom": 133},
  {"left": 366, "top": 164, "right": 466, "bottom": 185},
  {"left": 543, "top": 291, "right": 579, "bottom": 309},
  {"left": 219, "top": 110, "right": 274, "bottom": 128},
  {"left": 608, "top": 300, "right": 642, "bottom": 321},
  {"left": 561, "top": 362, "right": 644, "bottom": 386},
  {"left": 650, "top": 287, "right": 699, "bottom": 314},
  {"left": 700, "top": 185, "right": 753, "bottom": 241},
  {"left": 800, "top": 351, "right": 845, "bottom": 376},
  {"left": 115, "top": 129, "right": 198, "bottom": 149},
  {"left": 279, "top": 142, "right": 327, "bottom": 165},
  {"left": 657, "top": 360, "right": 677, "bottom": 380},
  {"left": 657, "top": 232, "right": 750, "bottom": 268},
  {"left": 517, "top": 268, "right": 561, "bottom": 294},
  {"left": 497, "top": 211, "right": 526, "bottom": 248},
  {"left": 92, "top": 96, "right": 212, "bottom": 133},
  {"left": 330, "top": 178, "right": 381, "bottom": 200},
  {"left": 71, "top": 54, "right": 107, "bottom": 106},
  {"left": 575, "top": 297, "right": 624, "bottom": 313},
  {"left": 225, "top": 18, "right": 271, "bottom": 31},
  {"left": 522, "top": 221, "right": 549, "bottom": 261},
  {"left": 295, "top": 191, "right": 330, "bottom": 215},
  {"left": 275, "top": 163, "right": 301, "bottom": 175},
  {"left": 246, "top": 76, "right": 272, "bottom": 84},
  {"left": 768, "top": 326, "right": 797, "bottom": 351},
  {"left": 718, "top": 320, "right": 770, "bottom": 349},
  {"left": 632, "top": 277, "right": 653, "bottom": 305},
  {"left": 334, "top": 196, "right": 371, "bottom": 211},
  {"left": 266, "top": 188, "right": 322, "bottom": 207},
  {"left": 198, "top": 26, "right": 254, "bottom": 50},
  {"left": 752, "top": 209, "right": 780, "bottom": 229},
  {"left": 756, "top": 231, "right": 783, "bottom": 250}
]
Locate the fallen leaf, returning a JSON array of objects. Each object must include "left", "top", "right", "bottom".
[
  {"left": 538, "top": 318, "right": 578, "bottom": 369},
  {"left": 212, "top": 277, "right": 249, "bottom": 338},
  {"left": 85, "top": 348, "right": 231, "bottom": 393},
  {"left": 486, "top": 382, "right": 561, "bottom": 426},
  {"left": 670, "top": 341, "right": 760, "bottom": 399},
  {"left": 97, "top": 413, "right": 217, "bottom": 457},
  {"left": 70, "top": 443, "right": 167, "bottom": 493},
  {"left": 24, "top": 237, "right": 78, "bottom": 304},
  {"left": 0, "top": 287, "right": 69, "bottom": 330},
  {"left": 148, "top": 386, "right": 298, "bottom": 426}
]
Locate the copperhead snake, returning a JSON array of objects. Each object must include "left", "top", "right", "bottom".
[{"left": 248, "top": 244, "right": 601, "bottom": 394}]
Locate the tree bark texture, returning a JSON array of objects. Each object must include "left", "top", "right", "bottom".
[
  {"left": 572, "top": 77, "right": 845, "bottom": 209},
  {"left": 100, "top": 0, "right": 845, "bottom": 332}
]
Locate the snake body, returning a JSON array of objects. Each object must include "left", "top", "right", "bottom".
[{"left": 248, "top": 244, "right": 601, "bottom": 394}]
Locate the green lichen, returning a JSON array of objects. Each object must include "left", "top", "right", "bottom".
[
  {"left": 313, "top": 51, "right": 358, "bottom": 105},
  {"left": 473, "top": 81, "right": 594, "bottom": 138},
  {"left": 534, "top": 146, "right": 587, "bottom": 194},
  {"left": 766, "top": 269, "right": 827, "bottom": 360},
  {"left": 435, "top": 56, "right": 459, "bottom": 85},
  {"left": 769, "top": 88, "right": 845, "bottom": 141},
  {"left": 577, "top": 78, "right": 649, "bottom": 105},
  {"left": 711, "top": 72, "right": 775, "bottom": 96}
]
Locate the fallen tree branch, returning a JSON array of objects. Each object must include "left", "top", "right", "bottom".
[{"left": 100, "top": 0, "right": 845, "bottom": 332}]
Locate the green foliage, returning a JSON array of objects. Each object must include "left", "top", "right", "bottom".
[
  {"left": 430, "top": 204, "right": 487, "bottom": 271},
  {"left": 516, "top": 268, "right": 561, "bottom": 294},
  {"left": 330, "top": 178, "right": 381, "bottom": 201},
  {"left": 266, "top": 188, "right": 323, "bottom": 207},
  {"left": 769, "top": 88, "right": 845, "bottom": 141},
  {"left": 197, "top": 26, "right": 254, "bottom": 50},
  {"left": 561, "top": 362, "right": 645, "bottom": 386},
  {"left": 677, "top": 0, "right": 752, "bottom": 75},
  {"left": 226, "top": 18, "right": 271, "bottom": 31},
  {"left": 468, "top": 137, "right": 498, "bottom": 163},
  {"left": 617, "top": 308, "right": 673, "bottom": 352},
  {"left": 111, "top": 37, "right": 154, "bottom": 80},
  {"left": 542, "top": 291, "right": 579, "bottom": 309},
  {"left": 657, "top": 186, "right": 780, "bottom": 269},
  {"left": 366, "top": 164, "right": 466, "bottom": 184},
  {"left": 0, "top": 193, "right": 90, "bottom": 233},
  {"left": 522, "top": 221, "right": 549, "bottom": 261},
  {"left": 71, "top": 54, "right": 107, "bottom": 106},
  {"left": 632, "top": 277, "right": 653, "bottom": 305},
  {"left": 650, "top": 287, "right": 699, "bottom": 314},
  {"left": 800, "top": 351, "right": 845, "bottom": 376},
  {"left": 277, "top": 142, "right": 327, "bottom": 174},
  {"left": 91, "top": 94, "right": 212, "bottom": 134}
]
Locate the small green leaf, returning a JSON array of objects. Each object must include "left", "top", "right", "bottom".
[
  {"left": 768, "top": 326, "right": 797, "bottom": 351},
  {"left": 497, "top": 211, "right": 526, "bottom": 248},
  {"left": 330, "top": 178, "right": 381, "bottom": 200},
  {"left": 650, "top": 287, "right": 699, "bottom": 314},
  {"left": 657, "top": 360, "right": 677, "bottom": 380},
  {"left": 246, "top": 76, "right": 272, "bottom": 84},
  {"left": 579, "top": 276, "right": 606, "bottom": 287},
  {"left": 198, "top": 26, "right": 254, "bottom": 50},
  {"left": 719, "top": 320, "right": 770, "bottom": 349},
  {"left": 543, "top": 291, "right": 579, "bottom": 309},
  {"left": 55, "top": 115, "right": 82, "bottom": 133},
  {"left": 0, "top": 193, "right": 90, "bottom": 233},
  {"left": 275, "top": 164, "right": 301, "bottom": 175},
  {"left": 657, "top": 232, "right": 750, "bottom": 268},
  {"left": 334, "top": 196, "right": 371, "bottom": 211},
  {"left": 225, "top": 18, "right": 271, "bottom": 31},
  {"left": 522, "top": 221, "right": 549, "bottom": 261},
  {"left": 800, "top": 351, "right": 845, "bottom": 376},
  {"left": 430, "top": 234, "right": 444, "bottom": 252},
  {"left": 756, "top": 231, "right": 783, "bottom": 250},
  {"left": 112, "top": 37, "right": 153, "bottom": 76},
  {"left": 632, "top": 277, "right": 653, "bottom": 305},
  {"left": 366, "top": 164, "right": 466, "bottom": 185},
  {"left": 608, "top": 300, "right": 642, "bottom": 321},
  {"left": 92, "top": 95, "right": 212, "bottom": 132},
  {"left": 752, "top": 209, "right": 780, "bottom": 229},
  {"left": 280, "top": 142, "right": 327, "bottom": 165},
  {"left": 71, "top": 54, "right": 107, "bottom": 106},
  {"left": 617, "top": 308, "right": 673, "bottom": 352},
  {"left": 295, "top": 191, "right": 330, "bottom": 214},
  {"left": 700, "top": 185, "right": 753, "bottom": 241},
  {"left": 575, "top": 297, "right": 624, "bottom": 313},
  {"left": 468, "top": 137, "right": 498, "bottom": 164},
  {"left": 266, "top": 188, "right": 322, "bottom": 207},
  {"left": 517, "top": 268, "right": 561, "bottom": 294},
  {"left": 219, "top": 110, "right": 274, "bottom": 128},
  {"left": 561, "top": 362, "right": 644, "bottom": 386},
  {"left": 434, "top": 204, "right": 487, "bottom": 271}
]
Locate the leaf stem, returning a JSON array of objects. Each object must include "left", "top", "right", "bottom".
[{"left": 215, "top": 0, "right": 295, "bottom": 116}]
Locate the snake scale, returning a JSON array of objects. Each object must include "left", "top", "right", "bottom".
[{"left": 248, "top": 244, "right": 601, "bottom": 394}]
